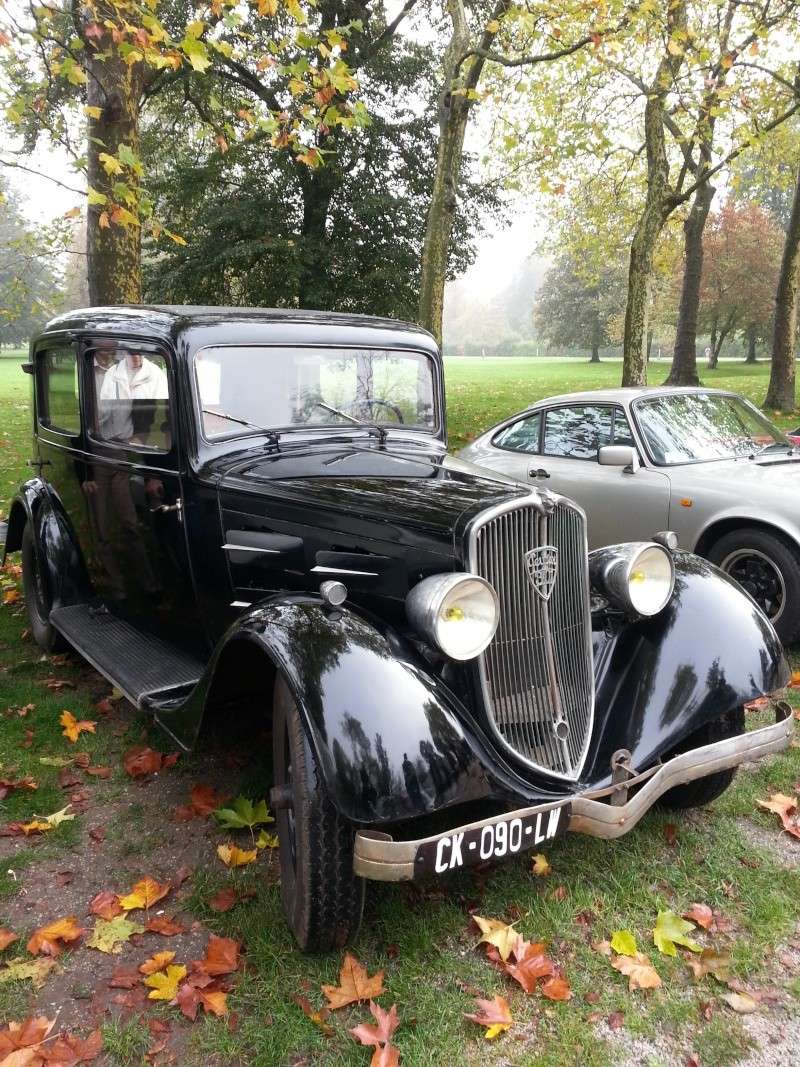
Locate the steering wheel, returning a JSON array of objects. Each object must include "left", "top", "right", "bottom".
[{"left": 343, "top": 398, "right": 405, "bottom": 424}]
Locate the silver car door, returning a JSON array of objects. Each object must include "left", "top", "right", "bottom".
[
  {"left": 529, "top": 405, "right": 671, "bottom": 548},
  {"left": 471, "top": 410, "right": 543, "bottom": 481}
]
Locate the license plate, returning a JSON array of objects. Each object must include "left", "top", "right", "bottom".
[{"left": 414, "top": 803, "right": 571, "bottom": 877}]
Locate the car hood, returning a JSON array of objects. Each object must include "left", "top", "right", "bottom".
[
  {"left": 667, "top": 453, "right": 800, "bottom": 495},
  {"left": 213, "top": 444, "right": 531, "bottom": 554}
]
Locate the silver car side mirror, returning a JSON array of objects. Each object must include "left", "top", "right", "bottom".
[{"left": 598, "top": 445, "right": 639, "bottom": 474}]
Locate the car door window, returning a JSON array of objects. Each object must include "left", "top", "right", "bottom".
[
  {"left": 89, "top": 345, "right": 173, "bottom": 452},
  {"left": 544, "top": 406, "right": 613, "bottom": 460},
  {"left": 612, "top": 408, "right": 636, "bottom": 448},
  {"left": 492, "top": 412, "right": 541, "bottom": 453},
  {"left": 38, "top": 347, "right": 80, "bottom": 434}
]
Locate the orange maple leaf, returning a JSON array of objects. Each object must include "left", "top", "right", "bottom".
[
  {"left": 145, "top": 915, "right": 185, "bottom": 936},
  {"left": 118, "top": 876, "right": 171, "bottom": 911},
  {"left": 350, "top": 1000, "right": 401, "bottom": 1065},
  {"left": 139, "top": 950, "right": 176, "bottom": 975},
  {"left": 216, "top": 842, "right": 257, "bottom": 867},
  {"left": 757, "top": 793, "right": 800, "bottom": 839},
  {"left": 88, "top": 890, "right": 123, "bottom": 921},
  {"left": 27, "top": 916, "right": 85, "bottom": 956},
  {"left": 194, "top": 935, "right": 240, "bottom": 977},
  {"left": 0, "top": 927, "right": 18, "bottom": 951},
  {"left": 59, "top": 710, "right": 96, "bottom": 743},
  {"left": 322, "top": 952, "right": 386, "bottom": 1010}
]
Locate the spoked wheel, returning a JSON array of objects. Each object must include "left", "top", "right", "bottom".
[
  {"left": 21, "top": 521, "right": 66, "bottom": 653},
  {"left": 709, "top": 526, "right": 800, "bottom": 643},
  {"left": 271, "top": 675, "right": 364, "bottom": 953}
]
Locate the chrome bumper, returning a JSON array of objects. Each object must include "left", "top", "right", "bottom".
[{"left": 353, "top": 703, "right": 794, "bottom": 882}]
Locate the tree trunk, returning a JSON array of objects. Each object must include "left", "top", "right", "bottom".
[
  {"left": 665, "top": 180, "right": 715, "bottom": 386},
  {"left": 745, "top": 323, "right": 758, "bottom": 363},
  {"left": 297, "top": 165, "right": 338, "bottom": 308},
  {"left": 86, "top": 53, "right": 144, "bottom": 305},
  {"left": 589, "top": 343, "right": 600, "bottom": 362},
  {"left": 418, "top": 0, "right": 506, "bottom": 345},
  {"left": 417, "top": 92, "right": 470, "bottom": 344},
  {"left": 765, "top": 165, "right": 800, "bottom": 412}
]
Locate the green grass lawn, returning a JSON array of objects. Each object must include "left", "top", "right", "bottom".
[{"left": 0, "top": 350, "right": 799, "bottom": 1066}]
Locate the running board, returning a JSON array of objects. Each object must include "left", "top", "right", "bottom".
[{"left": 50, "top": 604, "right": 204, "bottom": 709}]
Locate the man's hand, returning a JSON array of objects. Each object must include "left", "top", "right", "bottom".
[
  {"left": 81, "top": 480, "right": 98, "bottom": 496},
  {"left": 145, "top": 477, "right": 165, "bottom": 500}
]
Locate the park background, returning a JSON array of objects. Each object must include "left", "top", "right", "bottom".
[{"left": 3, "top": 1, "right": 800, "bottom": 1065}]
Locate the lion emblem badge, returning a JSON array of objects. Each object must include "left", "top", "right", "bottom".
[{"left": 524, "top": 546, "right": 559, "bottom": 601}]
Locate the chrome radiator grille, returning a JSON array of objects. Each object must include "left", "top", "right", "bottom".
[{"left": 469, "top": 497, "right": 594, "bottom": 779}]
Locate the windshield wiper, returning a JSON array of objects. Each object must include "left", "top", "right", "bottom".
[
  {"left": 312, "top": 402, "right": 388, "bottom": 444},
  {"left": 755, "top": 441, "right": 797, "bottom": 457},
  {"left": 202, "top": 409, "right": 281, "bottom": 447}
]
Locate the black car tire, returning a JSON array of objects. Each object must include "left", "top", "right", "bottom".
[
  {"left": 708, "top": 526, "right": 800, "bottom": 644},
  {"left": 21, "top": 521, "right": 66, "bottom": 653},
  {"left": 272, "top": 674, "right": 364, "bottom": 953},
  {"left": 658, "top": 705, "right": 745, "bottom": 810}
]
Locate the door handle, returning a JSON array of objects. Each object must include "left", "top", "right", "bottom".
[
  {"left": 150, "top": 498, "right": 182, "bottom": 515},
  {"left": 529, "top": 468, "right": 550, "bottom": 479}
]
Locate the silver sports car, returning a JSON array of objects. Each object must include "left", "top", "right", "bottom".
[{"left": 459, "top": 387, "right": 800, "bottom": 643}]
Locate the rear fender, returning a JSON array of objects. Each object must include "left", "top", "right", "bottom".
[
  {"left": 582, "top": 550, "right": 789, "bottom": 787},
  {"left": 2, "top": 480, "right": 89, "bottom": 608}
]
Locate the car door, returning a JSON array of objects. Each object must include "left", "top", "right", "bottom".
[
  {"left": 529, "top": 404, "right": 671, "bottom": 548},
  {"left": 80, "top": 338, "right": 202, "bottom": 649}
]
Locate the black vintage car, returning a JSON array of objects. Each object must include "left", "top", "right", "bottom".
[{"left": 3, "top": 306, "right": 793, "bottom": 951}]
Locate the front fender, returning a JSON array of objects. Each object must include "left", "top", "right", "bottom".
[
  {"left": 3, "top": 480, "right": 89, "bottom": 607},
  {"left": 582, "top": 550, "right": 789, "bottom": 787},
  {"left": 160, "top": 595, "right": 532, "bottom": 824}
]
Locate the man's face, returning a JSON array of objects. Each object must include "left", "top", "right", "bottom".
[
  {"left": 126, "top": 352, "right": 143, "bottom": 372},
  {"left": 95, "top": 348, "right": 116, "bottom": 368}
]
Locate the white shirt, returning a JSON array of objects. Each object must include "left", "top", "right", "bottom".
[{"left": 98, "top": 357, "right": 169, "bottom": 441}]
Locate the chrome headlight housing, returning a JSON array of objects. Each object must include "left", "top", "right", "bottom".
[
  {"left": 406, "top": 573, "right": 499, "bottom": 660},
  {"left": 591, "top": 542, "right": 675, "bottom": 617}
]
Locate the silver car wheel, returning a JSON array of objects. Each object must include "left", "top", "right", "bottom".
[{"left": 720, "top": 547, "right": 786, "bottom": 623}]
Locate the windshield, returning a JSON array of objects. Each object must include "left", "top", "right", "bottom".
[
  {"left": 635, "top": 392, "right": 792, "bottom": 465},
  {"left": 195, "top": 346, "right": 437, "bottom": 439}
]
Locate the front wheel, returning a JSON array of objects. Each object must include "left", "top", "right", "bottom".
[
  {"left": 658, "top": 706, "right": 745, "bottom": 810},
  {"left": 708, "top": 527, "right": 800, "bottom": 644},
  {"left": 272, "top": 675, "right": 364, "bottom": 952}
]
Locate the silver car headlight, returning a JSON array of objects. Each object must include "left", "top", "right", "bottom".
[
  {"left": 406, "top": 573, "right": 499, "bottom": 660},
  {"left": 595, "top": 542, "right": 675, "bottom": 617}
]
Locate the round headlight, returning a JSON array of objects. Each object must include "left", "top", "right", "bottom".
[
  {"left": 406, "top": 573, "right": 499, "bottom": 660},
  {"left": 595, "top": 542, "right": 675, "bottom": 617}
]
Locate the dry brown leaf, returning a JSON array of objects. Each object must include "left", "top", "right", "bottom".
[
  {"left": 0, "top": 929, "right": 18, "bottom": 951},
  {"left": 685, "top": 948, "right": 732, "bottom": 983},
  {"left": 682, "top": 903, "right": 713, "bottom": 930},
  {"left": 322, "top": 952, "right": 385, "bottom": 1010},
  {"left": 721, "top": 991, "right": 758, "bottom": 1013},
  {"left": 350, "top": 1000, "right": 401, "bottom": 1065},
  {"left": 193, "top": 935, "right": 240, "bottom": 977},
  {"left": 464, "top": 993, "right": 513, "bottom": 1039},
  {"left": 757, "top": 793, "right": 800, "bottom": 838},
  {"left": 504, "top": 935, "right": 554, "bottom": 994},
  {"left": 139, "top": 951, "right": 176, "bottom": 975},
  {"left": 26, "top": 916, "right": 84, "bottom": 957},
  {"left": 611, "top": 952, "right": 662, "bottom": 991},
  {"left": 294, "top": 994, "right": 335, "bottom": 1037},
  {"left": 88, "top": 890, "right": 122, "bottom": 921},
  {"left": 145, "top": 916, "right": 185, "bottom": 936},
  {"left": 472, "top": 915, "right": 519, "bottom": 963},
  {"left": 541, "top": 974, "right": 572, "bottom": 1001},
  {"left": 118, "top": 877, "right": 170, "bottom": 912}
]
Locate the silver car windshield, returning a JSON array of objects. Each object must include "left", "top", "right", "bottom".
[
  {"left": 194, "top": 346, "right": 437, "bottom": 439},
  {"left": 635, "top": 393, "right": 792, "bottom": 465}
]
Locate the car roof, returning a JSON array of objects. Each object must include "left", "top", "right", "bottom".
[
  {"left": 522, "top": 385, "right": 737, "bottom": 410},
  {"left": 34, "top": 305, "right": 438, "bottom": 356}
]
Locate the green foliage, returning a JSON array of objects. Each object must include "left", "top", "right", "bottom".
[
  {"left": 214, "top": 796, "right": 274, "bottom": 831},
  {"left": 535, "top": 254, "right": 627, "bottom": 356},
  {"left": 141, "top": 25, "right": 501, "bottom": 315},
  {"left": 0, "top": 179, "right": 65, "bottom": 344}
]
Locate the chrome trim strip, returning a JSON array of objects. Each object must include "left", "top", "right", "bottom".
[
  {"left": 230, "top": 601, "right": 252, "bottom": 608},
  {"left": 311, "top": 565, "right": 379, "bottom": 577},
  {"left": 353, "top": 705, "right": 793, "bottom": 880},
  {"left": 222, "top": 544, "right": 281, "bottom": 554},
  {"left": 467, "top": 491, "right": 595, "bottom": 782}
]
